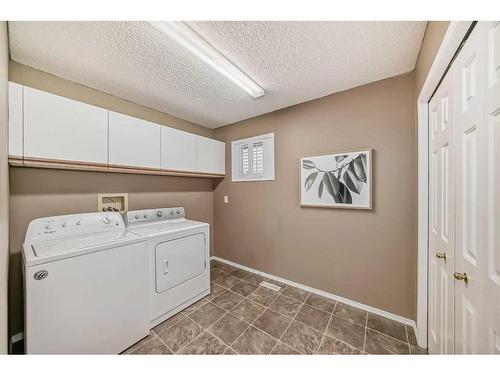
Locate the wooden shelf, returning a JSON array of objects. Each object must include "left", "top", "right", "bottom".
[{"left": 10, "top": 157, "right": 226, "bottom": 179}]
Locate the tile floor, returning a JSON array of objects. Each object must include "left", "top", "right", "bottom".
[{"left": 123, "top": 260, "right": 427, "bottom": 355}]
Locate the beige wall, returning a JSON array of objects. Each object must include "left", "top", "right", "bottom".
[
  {"left": 8, "top": 63, "right": 216, "bottom": 337},
  {"left": 0, "top": 22, "right": 9, "bottom": 354},
  {"left": 414, "top": 21, "right": 450, "bottom": 95},
  {"left": 214, "top": 73, "right": 418, "bottom": 319}
]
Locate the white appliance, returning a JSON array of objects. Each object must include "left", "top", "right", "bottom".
[
  {"left": 126, "top": 207, "right": 210, "bottom": 328},
  {"left": 23, "top": 212, "right": 150, "bottom": 354}
]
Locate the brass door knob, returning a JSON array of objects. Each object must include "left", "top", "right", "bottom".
[
  {"left": 454, "top": 272, "right": 469, "bottom": 284},
  {"left": 436, "top": 252, "right": 447, "bottom": 260}
]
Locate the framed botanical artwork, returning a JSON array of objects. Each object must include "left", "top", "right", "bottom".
[{"left": 300, "top": 148, "right": 372, "bottom": 209}]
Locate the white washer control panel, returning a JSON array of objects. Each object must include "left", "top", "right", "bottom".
[
  {"left": 24, "top": 212, "right": 125, "bottom": 243},
  {"left": 126, "top": 207, "right": 185, "bottom": 226}
]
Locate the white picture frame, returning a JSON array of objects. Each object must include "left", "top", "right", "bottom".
[{"left": 300, "top": 148, "right": 372, "bottom": 209}]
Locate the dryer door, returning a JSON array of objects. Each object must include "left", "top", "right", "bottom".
[{"left": 155, "top": 233, "right": 206, "bottom": 293}]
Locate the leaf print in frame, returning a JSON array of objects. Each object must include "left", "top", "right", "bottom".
[{"left": 300, "top": 149, "right": 372, "bottom": 209}]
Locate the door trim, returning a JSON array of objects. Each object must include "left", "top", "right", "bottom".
[{"left": 416, "top": 21, "right": 473, "bottom": 348}]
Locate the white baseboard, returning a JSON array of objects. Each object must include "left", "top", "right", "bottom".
[{"left": 211, "top": 256, "right": 417, "bottom": 331}]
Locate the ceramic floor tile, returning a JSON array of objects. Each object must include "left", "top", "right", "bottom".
[
  {"left": 269, "top": 295, "right": 302, "bottom": 318},
  {"left": 406, "top": 325, "right": 418, "bottom": 346},
  {"left": 206, "top": 282, "right": 227, "bottom": 301},
  {"left": 325, "top": 315, "right": 365, "bottom": 350},
  {"left": 158, "top": 318, "right": 204, "bottom": 353},
  {"left": 122, "top": 332, "right": 155, "bottom": 354},
  {"left": 210, "top": 267, "right": 227, "bottom": 281},
  {"left": 188, "top": 302, "right": 226, "bottom": 328},
  {"left": 281, "top": 286, "right": 310, "bottom": 303},
  {"left": 295, "top": 304, "right": 331, "bottom": 332},
  {"left": 130, "top": 336, "right": 172, "bottom": 355},
  {"left": 410, "top": 345, "right": 428, "bottom": 355},
  {"left": 364, "top": 329, "right": 410, "bottom": 354},
  {"left": 152, "top": 312, "right": 186, "bottom": 335},
  {"left": 219, "top": 263, "right": 237, "bottom": 274},
  {"left": 230, "top": 280, "right": 259, "bottom": 297},
  {"left": 224, "top": 347, "right": 238, "bottom": 354},
  {"left": 211, "top": 290, "right": 245, "bottom": 310},
  {"left": 271, "top": 341, "right": 301, "bottom": 354},
  {"left": 281, "top": 321, "right": 323, "bottom": 354},
  {"left": 244, "top": 273, "right": 267, "bottom": 286},
  {"left": 332, "top": 302, "right": 367, "bottom": 326},
  {"left": 181, "top": 297, "right": 209, "bottom": 315},
  {"left": 214, "top": 274, "right": 242, "bottom": 289},
  {"left": 230, "top": 299, "right": 266, "bottom": 324},
  {"left": 231, "top": 326, "right": 278, "bottom": 354},
  {"left": 208, "top": 313, "right": 249, "bottom": 346},
  {"left": 231, "top": 268, "right": 252, "bottom": 279},
  {"left": 253, "top": 309, "right": 291, "bottom": 339},
  {"left": 304, "top": 294, "right": 336, "bottom": 313},
  {"left": 247, "top": 286, "right": 279, "bottom": 307},
  {"left": 178, "top": 332, "right": 227, "bottom": 355},
  {"left": 367, "top": 313, "right": 407, "bottom": 342},
  {"left": 317, "top": 335, "right": 362, "bottom": 354}
]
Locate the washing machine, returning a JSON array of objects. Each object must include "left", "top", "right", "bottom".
[
  {"left": 23, "top": 212, "right": 150, "bottom": 354},
  {"left": 126, "top": 207, "right": 210, "bottom": 328}
]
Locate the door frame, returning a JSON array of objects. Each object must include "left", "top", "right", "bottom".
[{"left": 416, "top": 21, "right": 473, "bottom": 348}]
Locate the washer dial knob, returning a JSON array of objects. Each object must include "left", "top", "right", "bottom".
[{"left": 157, "top": 211, "right": 163, "bottom": 217}]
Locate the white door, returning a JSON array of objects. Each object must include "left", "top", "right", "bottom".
[
  {"left": 482, "top": 21, "right": 500, "bottom": 354},
  {"left": 428, "top": 69, "right": 455, "bottom": 354},
  {"left": 453, "top": 23, "right": 489, "bottom": 354},
  {"left": 24, "top": 87, "right": 108, "bottom": 164},
  {"left": 108, "top": 112, "right": 161, "bottom": 169},
  {"left": 161, "top": 126, "right": 196, "bottom": 172},
  {"left": 196, "top": 136, "right": 225, "bottom": 174}
]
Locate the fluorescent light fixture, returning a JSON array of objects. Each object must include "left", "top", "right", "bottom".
[{"left": 149, "top": 21, "right": 265, "bottom": 99}]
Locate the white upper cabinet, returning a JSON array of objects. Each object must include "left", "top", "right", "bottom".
[
  {"left": 161, "top": 126, "right": 196, "bottom": 172},
  {"left": 196, "top": 136, "right": 225, "bottom": 175},
  {"left": 108, "top": 112, "right": 161, "bottom": 169},
  {"left": 8, "top": 82, "right": 23, "bottom": 158},
  {"left": 24, "top": 87, "right": 108, "bottom": 164}
]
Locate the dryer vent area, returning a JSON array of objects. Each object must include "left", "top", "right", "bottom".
[{"left": 123, "top": 260, "right": 426, "bottom": 355}]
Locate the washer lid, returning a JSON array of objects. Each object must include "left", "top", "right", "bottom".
[{"left": 31, "top": 230, "right": 139, "bottom": 258}]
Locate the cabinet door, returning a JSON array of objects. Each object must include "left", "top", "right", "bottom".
[
  {"left": 8, "top": 82, "right": 23, "bottom": 158},
  {"left": 108, "top": 112, "right": 161, "bottom": 169},
  {"left": 24, "top": 87, "right": 108, "bottom": 164},
  {"left": 196, "top": 136, "right": 225, "bottom": 174},
  {"left": 161, "top": 126, "right": 196, "bottom": 172}
]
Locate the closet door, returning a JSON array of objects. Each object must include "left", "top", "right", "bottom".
[
  {"left": 453, "top": 24, "right": 487, "bottom": 354},
  {"left": 428, "top": 70, "right": 455, "bottom": 354},
  {"left": 483, "top": 21, "right": 500, "bottom": 354}
]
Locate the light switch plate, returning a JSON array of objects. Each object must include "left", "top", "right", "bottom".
[
  {"left": 224, "top": 195, "right": 229, "bottom": 204},
  {"left": 98, "top": 193, "right": 129, "bottom": 214}
]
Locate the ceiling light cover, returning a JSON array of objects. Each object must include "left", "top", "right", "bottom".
[{"left": 149, "top": 21, "right": 265, "bottom": 99}]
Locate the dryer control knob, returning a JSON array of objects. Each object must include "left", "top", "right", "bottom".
[
  {"left": 157, "top": 211, "right": 163, "bottom": 217},
  {"left": 135, "top": 215, "right": 140, "bottom": 219}
]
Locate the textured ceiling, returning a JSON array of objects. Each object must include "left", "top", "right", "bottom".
[{"left": 8, "top": 21, "right": 426, "bottom": 128}]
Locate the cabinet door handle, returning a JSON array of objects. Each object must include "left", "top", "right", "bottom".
[{"left": 163, "top": 259, "right": 169, "bottom": 275}]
